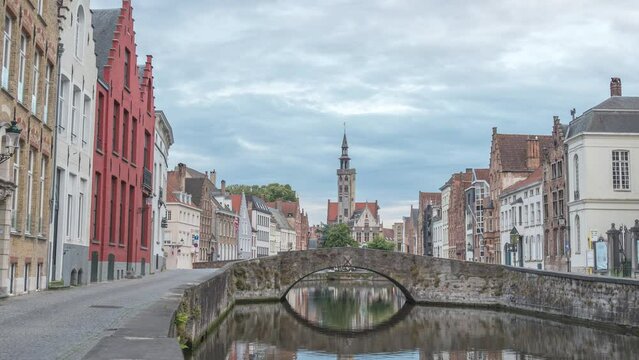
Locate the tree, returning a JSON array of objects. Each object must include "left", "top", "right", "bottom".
[
  {"left": 322, "top": 224, "right": 359, "bottom": 248},
  {"left": 365, "top": 235, "right": 395, "bottom": 251},
  {"left": 225, "top": 183, "right": 297, "bottom": 202}
]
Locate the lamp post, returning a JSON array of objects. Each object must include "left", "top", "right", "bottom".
[{"left": 0, "top": 121, "right": 22, "bottom": 164}]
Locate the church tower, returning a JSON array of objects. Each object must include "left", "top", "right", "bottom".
[{"left": 337, "top": 131, "right": 356, "bottom": 223}]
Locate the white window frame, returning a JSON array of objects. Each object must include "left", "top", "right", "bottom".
[
  {"left": 82, "top": 95, "right": 90, "bottom": 147},
  {"left": 38, "top": 157, "right": 46, "bottom": 235},
  {"left": 43, "top": 63, "right": 51, "bottom": 123},
  {"left": 58, "top": 77, "right": 69, "bottom": 132},
  {"left": 26, "top": 149, "right": 34, "bottom": 233},
  {"left": 66, "top": 193, "right": 73, "bottom": 239},
  {"left": 612, "top": 150, "right": 630, "bottom": 191},
  {"left": 74, "top": 6, "right": 85, "bottom": 59},
  {"left": 2, "top": 15, "right": 12, "bottom": 89},
  {"left": 11, "top": 143, "right": 20, "bottom": 231},
  {"left": 71, "top": 87, "right": 80, "bottom": 143},
  {"left": 31, "top": 50, "right": 40, "bottom": 114},
  {"left": 18, "top": 32, "right": 27, "bottom": 103},
  {"left": 78, "top": 189, "right": 84, "bottom": 240}
]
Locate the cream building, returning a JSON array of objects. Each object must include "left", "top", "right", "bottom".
[
  {"left": 439, "top": 185, "right": 451, "bottom": 259},
  {"left": 164, "top": 191, "right": 201, "bottom": 270},
  {"left": 566, "top": 79, "right": 639, "bottom": 274},
  {"left": 49, "top": 0, "right": 97, "bottom": 287}
]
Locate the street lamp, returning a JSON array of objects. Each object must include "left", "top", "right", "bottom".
[{"left": 0, "top": 121, "right": 21, "bottom": 164}]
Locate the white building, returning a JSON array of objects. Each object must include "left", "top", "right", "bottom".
[
  {"left": 499, "top": 167, "right": 544, "bottom": 269},
  {"left": 269, "top": 214, "right": 280, "bottom": 256},
  {"left": 566, "top": 78, "right": 639, "bottom": 274},
  {"left": 249, "top": 196, "right": 270, "bottom": 257},
  {"left": 233, "top": 193, "right": 252, "bottom": 260},
  {"left": 164, "top": 191, "right": 201, "bottom": 269},
  {"left": 151, "top": 110, "right": 173, "bottom": 273},
  {"left": 49, "top": 0, "right": 97, "bottom": 287},
  {"left": 271, "top": 207, "right": 296, "bottom": 252},
  {"left": 432, "top": 216, "right": 444, "bottom": 258}
]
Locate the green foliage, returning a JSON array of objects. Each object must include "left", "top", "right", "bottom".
[
  {"left": 225, "top": 183, "right": 297, "bottom": 202},
  {"left": 366, "top": 235, "right": 396, "bottom": 250},
  {"left": 322, "top": 224, "right": 359, "bottom": 248},
  {"left": 365, "top": 235, "right": 395, "bottom": 251}
]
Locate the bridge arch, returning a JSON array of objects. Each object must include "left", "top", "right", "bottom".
[{"left": 280, "top": 265, "right": 415, "bottom": 303}]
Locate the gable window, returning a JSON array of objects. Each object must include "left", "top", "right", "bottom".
[
  {"left": 612, "top": 150, "right": 630, "bottom": 191},
  {"left": 75, "top": 6, "right": 85, "bottom": 59},
  {"left": 2, "top": 16, "right": 12, "bottom": 89},
  {"left": 18, "top": 32, "right": 27, "bottom": 103}
]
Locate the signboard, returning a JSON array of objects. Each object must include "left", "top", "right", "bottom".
[
  {"left": 586, "top": 250, "right": 594, "bottom": 268},
  {"left": 192, "top": 233, "right": 200, "bottom": 248},
  {"left": 595, "top": 241, "right": 608, "bottom": 271}
]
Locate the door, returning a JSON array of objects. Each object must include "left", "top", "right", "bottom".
[
  {"left": 107, "top": 254, "right": 115, "bottom": 281},
  {"left": 91, "top": 251, "right": 99, "bottom": 282}
]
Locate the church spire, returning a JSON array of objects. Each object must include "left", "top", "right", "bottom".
[{"left": 340, "top": 127, "right": 350, "bottom": 169}]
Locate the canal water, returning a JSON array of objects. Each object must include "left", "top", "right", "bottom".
[{"left": 193, "top": 275, "right": 639, "bottom": 359}]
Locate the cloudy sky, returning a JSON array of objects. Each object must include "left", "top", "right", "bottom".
[{"left": 92, "top": 0, "right": 639, "bottom": 225}]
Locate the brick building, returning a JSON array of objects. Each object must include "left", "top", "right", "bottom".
[
  {"left": 182, "top": 166, "right": 214, "bottom": 262},
  {"left": 442, "top": 170, "right": 473, "bottom": 260},
  {"left": 464, "top": 169, "right": 489, "bottom": 261},
  {"left": 483, "top": 129, "right": 552, "bottom": 264},
  {"left": 89, "top": 1, "right": 155, "bottom": 281},
  {"left": 1, "top": 0, "right": 58, "bottom": 296},
  {"left": 542, "top": 116, "right": 569, "bottom": 271}
]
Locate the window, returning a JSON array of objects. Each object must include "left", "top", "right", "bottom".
[
  {"left": 122, "top": 110, "right": 129, "bottom": 159},
  {"left": 11, "top": 143, "right": 20, "bottom": 230},
  {"left": 144, "top": 131, "right": 150, "bottom": 169},
  {"left": 31, "top": 50, "right": 40, "bottom": 113},
  {"left": 2, "top": 16, "right": 12, "bottom": 89},
  {"left": 130, "top": 118, "right": 137, "bottom": 162},
  {"left": 524, "top": 205, "right": 528, "bottom": 225},
  {"left": 66, "top": 193, "right": 73, "bottom": 238},
  {"left": 82, "top": 96, "right": 90, "bottom": 147},
  {"left": 71, "top": 87, "right": 80, "bottom": 142},
  {"left": 112, "top": 101, "right": 119, "bottom": 153},
  {"left": 543, "top": 195, "right": 548, "bottom": 221},
  {"left": 18, "top": 33, "right": 27, "bottom": 103},
  {"left": 43, "top": 63, "right": 51, "bottom": 123},
  {"left": 573, "top": 154, "right": 579, "bottom": 199},
  {"left": 26, "top": 150, "right": 34, "bottom": 233},
  {"left": 92, "top": 172, "right": 101, "bottom": 241},
  {"left": 96, "top": 93, "right": 104, "bottom": 150},
  {"left": 58, "top": 76, "right": 70, "bottom": 131},
  {"left": 109, "top": 177, "right": 116, "bottom": 243},
  {"left": 120, "top": 182, "right": 126, "bottom": 245},
  {"left": 23, "top": 263, "right": 29, "bottom": 292},
  {"left": 558, "top": 190, "right": 564, "bottom": 217},
  {"left": 124, "top": 48, "right": 131, "bottom": 88},
  {"left": 575, "top": 215, "right": 581, "bottom": 254},
  {"left": 167, "top": 211, "right": 171, "bottom": 220},
  {"left": 551, "top": 163, "right": 557, "bottom": 179},
  {"left": 74, "top": 6, "right": 85, "bottom": 58},
  {"left": 612, "top": 150, "right": 630, "bottom": 191},
  {"left": 552, "top": 192, "right": 558, "bottom": 218},
  {"left": 536, "top": 202, "right": 541, "bottom": 224},
  {"left": 78, "top": 180, "right": 86, "bottom": 239},
  {"left": 557, "top": 160, "right": 563, "bottom": 177},
  {"left": 38, "top": 157, "right": 46, "bottom": 234}
]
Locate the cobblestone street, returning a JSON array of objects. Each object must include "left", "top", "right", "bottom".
[{"left": 0, "top": 269, "right": 215, "bottom": 360}]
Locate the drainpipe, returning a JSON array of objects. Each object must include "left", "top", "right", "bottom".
[{"left": 47, "top": 30, "right": 65, "bottom": 283}]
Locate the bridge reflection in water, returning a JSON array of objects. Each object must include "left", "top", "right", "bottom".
[{"left": 192, "top": 273, "right": 639, "bottom": 360}]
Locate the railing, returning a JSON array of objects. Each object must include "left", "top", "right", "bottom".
[{"left": 143, "top": 168, "right": 152, "bottom": 192}]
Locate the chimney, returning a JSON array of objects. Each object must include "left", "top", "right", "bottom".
[
  {"left": 553, "top": 115, "right": 560, "bottom": 125},
  {"left": 492, "top": 127, "right": 497, "bottom": 136},
  {"left": 221, "top": 180, "right": 226, "bottom": 195},
  {"left": 610, "top": 77, "right": 622, "bottom": 97},
  {"left": 526, "top": 136, "right": 540, "bottom": 170},
  {"left": 209, "top": 170, "right": 216, "bottom": 186}
]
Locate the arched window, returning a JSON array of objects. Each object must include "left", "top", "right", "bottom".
[
  {"left": 574, "top": 215, "right": 580, "bottom": 254},
  {"left": 75, "top": 6, "right": 85, "bottom": 58},
  {"left": 574, "top": 154, "right": 579, "bottom": 199}
]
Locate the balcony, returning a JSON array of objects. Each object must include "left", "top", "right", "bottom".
[{"left": 143, "top": 168, "right": 153, "bottom": 194}]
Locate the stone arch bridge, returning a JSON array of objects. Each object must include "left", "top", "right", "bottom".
[{"left": 182, "top": 248, "right": 639, "bottom": 347}]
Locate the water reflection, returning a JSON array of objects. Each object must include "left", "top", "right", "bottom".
[
  {"left": 285, "top": 279, "right": 406, "bottom": 332},
  {"left": 193, "top": 279, "right": 639, "bottom": 360}
]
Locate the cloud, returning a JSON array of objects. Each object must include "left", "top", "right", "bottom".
[{"left": 90, "top": 0, "right": 639, "bottom": 225}]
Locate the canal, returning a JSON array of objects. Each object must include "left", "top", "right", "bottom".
[{"left": 192, "top": 272, "right": 639, "bottom": 359}]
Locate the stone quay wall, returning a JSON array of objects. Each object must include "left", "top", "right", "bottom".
[{"left": 179, "top": 248, "right": 639, "bottom": 347}]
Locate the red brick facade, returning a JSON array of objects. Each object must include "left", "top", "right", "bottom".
[
  {"left": 89, "top": 1, "right": 155, "bottom": 280},
  {"left": 446, "top": 170, "right": 473, "bottom": 260}
]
